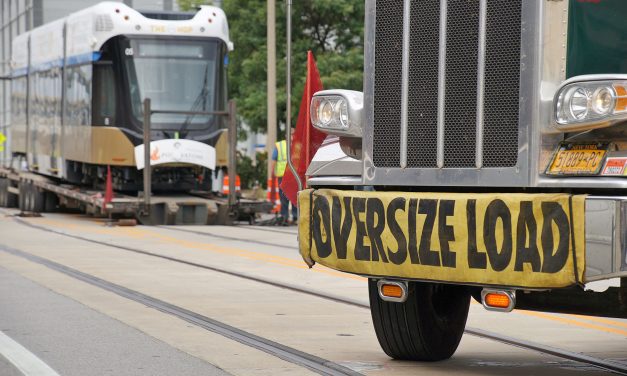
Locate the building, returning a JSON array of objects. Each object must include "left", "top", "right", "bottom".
[{"left": 0, "top": 0, "right": 182, "bottom": 164}]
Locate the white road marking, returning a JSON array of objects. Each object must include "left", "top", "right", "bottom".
[{"left": 0, "top": 330, "right": 60, "bottom": 376}]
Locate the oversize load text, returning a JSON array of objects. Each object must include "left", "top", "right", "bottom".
[{"left": 309, "top": 194, "right": 576, "bottom": 274}]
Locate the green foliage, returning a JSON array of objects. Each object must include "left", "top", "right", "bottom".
[
  {"left": 223, "top": 0, "right": 365, "bottom": 137},
  {"left": 237, "top": 151, "right": 268, "bottom": 190},
  {"left": 177, "top": 0, "right": 213, "bottom": 11}
]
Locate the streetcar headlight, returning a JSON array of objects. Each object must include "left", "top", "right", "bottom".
[
  {"left": 311, "top": 90, "right": 363, "bottom": 138},
  {"left": 554, "top": 76, "right": 627, "bottom": 131}
]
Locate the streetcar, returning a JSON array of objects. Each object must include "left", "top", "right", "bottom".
[{"left": 9, "top": 2, "right": 232, "bottom": 192}]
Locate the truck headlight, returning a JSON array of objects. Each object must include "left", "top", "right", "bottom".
[
  {"left": 554, "top": 76, "right": 627, "bottom": 131},
  {"left": 311, "top": 90, "right": 363, "bottom": 138}
]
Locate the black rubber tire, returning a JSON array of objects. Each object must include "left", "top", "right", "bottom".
[
  {"left": 44, "top": 192, "right": 58, "bottom": 212},
  {"left": 0, "top": 178, "right": 7, "bottom": 207},
  {"left": 5, "top": 181, "right": 17, "bottom": 208},
  {"left": 31, "top": 185, "right": 45, "bottom": 213},
  {"left": 18, "top": 182, "right": 26, "bottom": 211},
  {"left": 368, "top": 279, "right": 470, "bottom": 361}
]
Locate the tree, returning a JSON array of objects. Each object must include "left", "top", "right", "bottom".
[{"left": 223, "top": 0, "right": 364, "bottom": 138}]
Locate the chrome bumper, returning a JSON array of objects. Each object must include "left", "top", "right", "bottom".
[{"left": 585, "top": 197, "right": 627, "bottom": 282}]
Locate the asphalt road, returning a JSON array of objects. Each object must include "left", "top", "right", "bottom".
[
  {"left": 0, "top": 210, "right": 624, "bottom": 375},
  {"left": 0, "top": 265, "right": 229, "bottom": 376}
]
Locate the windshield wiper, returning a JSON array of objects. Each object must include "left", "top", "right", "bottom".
[{"left": 179, "top": 63, "right": 210, "bottom": 137}]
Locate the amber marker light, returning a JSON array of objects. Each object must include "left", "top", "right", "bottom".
[
  {"left": 377, "top": 280, "right": 408, "bottom": 303},
  {"left": 613, "top": 84, "right": 627, "bottom": 113},
  {"left": 481, "top": 289, "right": 516, "bottom": 312},
  {"left": 382, "top": 284, "right": 403, "bottom": 298}
]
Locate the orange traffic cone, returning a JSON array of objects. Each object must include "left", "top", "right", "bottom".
[
  {"left": 267, "top": 177, "right": 281, "bottom": 214},
  {"left": 222, "top": 175, "right": 241, "bottom": 195},
  {"left": 104, "top": 165, "right": 113, "bottom": 208}
]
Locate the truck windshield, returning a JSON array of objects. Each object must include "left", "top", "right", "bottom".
[{"left": 123, "top": 38, "right": 219, "bottom": 130}]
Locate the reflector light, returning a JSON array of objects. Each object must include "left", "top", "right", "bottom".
[
  {"left": 376, "top": 280, "right": 408, "bottom": 303},
  {"left": 481, "top": 289, "right": 516, "bottom": 312},
  {"left": 484, "top": 293, "right": 510, "bottom": 309},
  {"left": 381, "top": 284, "right": 403, "bottom": 299}
]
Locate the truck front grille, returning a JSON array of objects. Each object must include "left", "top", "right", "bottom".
[{"left": 372, "top": 0, "right": 522, "bottom": 169}]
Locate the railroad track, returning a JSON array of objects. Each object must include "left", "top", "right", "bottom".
[
  {"left": 158, "top": 225, "right": 300, "bottom": 251},
  {"left": 4, "top": 213, "right": 627, "bottom": 375}
]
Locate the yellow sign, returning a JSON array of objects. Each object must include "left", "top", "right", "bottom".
[
  {"left": 299, "top": 189, "right": 586, "bottom": 289},
  {"left": 0, "top": 132, "right": 5, "bottom": 152}
]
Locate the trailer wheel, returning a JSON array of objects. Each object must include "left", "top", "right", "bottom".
[
  {"left": 18, "top": 182, "right": 27, "bottom": 211},
  {"left": 31, "top": 185, "right": 45, "bottom": 213},
  {"left": 368, "top": 279, "right": 470, "bottom": 361},
  {"left": 5, "top": 181, "right": 17, "bottom": 208},
  {"left": 0, "top": 178, "right": 7, "bottom": 207},
  {"left": 44, "top": 192, "right": 58, "bottom": 212}
]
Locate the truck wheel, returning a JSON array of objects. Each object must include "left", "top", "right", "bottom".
[
  {"left": 5, "top": 181, "right": 17, "bottom": 208},
  {"left": 0, "top": 178, "right": 7, "bottom": 207},
  {"left": 18, "top": 182, "right": 27, "bottom": 211},
  {"left": 44, "top": 192, "right": 58, "bottom": 212},
  {"left": 368, "top": 279, "right": 470, "bottom": 361},
  {"left": 31, "top": 185, "right": 45, "bottom": 213}
]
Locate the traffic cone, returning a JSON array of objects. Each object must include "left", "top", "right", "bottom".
[
  {"left": 267, "top": 177, "right": 281, "bottom": 214},
  {"left": 104, "top": 165, "right": 113, "bottom": 207},
  {"left": 222, "top": 175, "right": 241, "bottom": 195}
]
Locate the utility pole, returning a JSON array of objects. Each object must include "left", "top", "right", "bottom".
[{"left": 266, "top": 0, "right": 277, "bottom": 180}]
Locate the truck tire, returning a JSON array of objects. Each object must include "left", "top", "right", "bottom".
[
  {"left": 18, "top": 182, "right": 27, "bottom": 211},
  {"left": 44, "top": 192, "right": 58, "bottom": 212},
  {"left": 0, "top": 178, "right": 7, "bottom": 207},
  {"left": 31, "top": 185, "right": 45, "bottom": 213},
  {"left": 368, "top": 279, "right": 470, "bottom": 361},
  {"left": 5, "top": 181, "right": 17, "bottom": 208}
]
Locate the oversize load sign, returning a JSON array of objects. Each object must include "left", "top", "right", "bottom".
[{"left": 299, "top": 189, "right": 586, "bottom": 288}]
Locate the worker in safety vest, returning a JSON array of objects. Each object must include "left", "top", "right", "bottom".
[{"left": 270, "top": 135, "right": 297, "bottom": 225}]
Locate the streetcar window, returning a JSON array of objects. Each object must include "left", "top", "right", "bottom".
[
  {"left": 93, "top": 63, "right": 117, "bottom": 126},
  {"left": 122, "top": 38, "right": 220, "bottom": 131}
]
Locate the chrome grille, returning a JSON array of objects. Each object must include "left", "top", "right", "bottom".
[
  {"left": 406, "top": 0, "right": 440, "bottom": 168},
  {"left": 372, "top": 0, "right": 403, "bottom": 168},
  {"left": 372, "top": 0, "right": 522, "bottom": 169}
]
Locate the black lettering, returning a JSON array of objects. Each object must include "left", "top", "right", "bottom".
[
  {"left": 312, "top": 195, "right": 332, "bottom": 258},
  {"left": 540, "top": 202, "right": 570, "bottom": 273},
  {"left": 331, "top": 196, "right": 352, "bottom": 259},
  {"left": 467, "top": 199, "right": 487, "bottom": 269},
  {"left": 484, "top": 199, "right": 513, "bottom": 272},
  {"left": 438, "top": 200, "right": 456, "bottom": 267},
  {"left": 386, "top": 197, "right": 408, "bottom": 265},
  {"left": 353, "top": 197, "right": 370, "bottom": 260},
  {"left": 407, "top": 199, "right": 421, "bottom": 264},
  {"left": 366, "top": 198, "right": 388, "bottom": 262},
  {"left": 514, "top": 201, "right": 541, "bottom": 272},
  {"left": 418, "top": 199, "right": 440, "bottom": 266}
]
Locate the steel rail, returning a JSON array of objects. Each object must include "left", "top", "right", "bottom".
[
  {"left": 6, "top": 214, "right": 627, "bottom": 375},
  {"left": 0, "top": 243, "right": 362, "bottom": 376}
]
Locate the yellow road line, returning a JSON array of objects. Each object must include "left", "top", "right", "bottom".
[
  {"left": 519, "top": 310, "right": 627, "bottom": 337},
  {"left": 30, "top": 218, "right": 365, "bottom": 281},
  {"left": 571, "top": 314, "right": 627, "bottom": 330},
  {"left": 21, "top": 216, "right": 627, "bottom": 336}
]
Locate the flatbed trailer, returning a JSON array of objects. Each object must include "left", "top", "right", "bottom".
[{"left": 0, "top": 167, "right": 272, "bottom": 225}]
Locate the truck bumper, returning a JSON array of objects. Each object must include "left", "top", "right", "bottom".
[{"left": 584, "top": 197, "right": 627, "bottom": 282}]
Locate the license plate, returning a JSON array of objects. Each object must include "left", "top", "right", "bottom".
[{"left": 546, "top": 143, "right": 609, "bottom": 175}]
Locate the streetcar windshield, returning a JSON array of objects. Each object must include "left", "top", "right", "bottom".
[{"left": 122, "top": 37, "right": 220, "bottom": 130}]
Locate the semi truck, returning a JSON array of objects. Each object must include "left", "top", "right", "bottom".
[{"left": 297, "top": 0, "right": 627, "bottom": 361}]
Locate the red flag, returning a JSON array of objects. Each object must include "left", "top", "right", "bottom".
[
  {"left": 104, "top": 165, "right": 113, "bottom": 206},
  {"left": 280, "top": 51, "right": 325, "bottom": 205}
]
